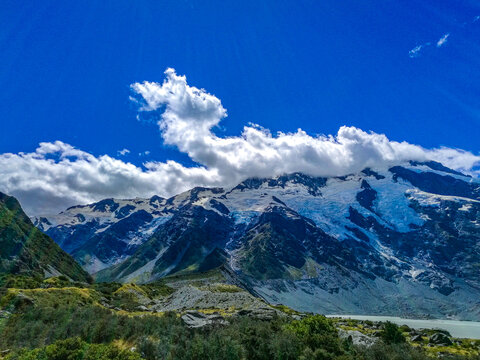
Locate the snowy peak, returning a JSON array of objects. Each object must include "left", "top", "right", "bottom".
[
  {"left": 32, "top": 195, "right": 172, "bottom": 273},
  {"left": 408, "top": 160, "right": 471, "bottom": 178},
  {"left": 34, "top": 196, "right": 167, "bottom": 231},
  {"left": 231, "top": 173, "right": 327, "bottom": 196},
  {"left": 33, "top": 161, "right": 480, "bottom": 319},
  {"left": 390, "top": 165, "right": 480, "bottom": 201}
]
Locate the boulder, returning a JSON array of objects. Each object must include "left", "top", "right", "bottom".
[
  {"left": 235, "top": 307, "right": 279, "bottom": 320},
  {"left": 429, "top": 332, "right": 453, "bottom": 346},
  {"left": 411, "top": 334, "right": 423, "bottom": 342},
  {"left": 338, "top": 329, "right": 376, "bottom": 347}
]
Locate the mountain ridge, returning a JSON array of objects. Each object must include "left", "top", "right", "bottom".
[
  {"left": 33, "top": 160, "right": 480, "bottom": 319},
  {"left": 0, "top": 192, "right": 91, "bottom": 283}
]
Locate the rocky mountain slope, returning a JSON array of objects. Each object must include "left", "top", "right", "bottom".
[
  {"left": 0, "top": 192, "right": 90, "bottom": 282},
  {"left": 34, "top": 161, "right": 480, "bottom": 320},
  {"left": 34, "top": 196, "right": 170, "bottom": 273}
]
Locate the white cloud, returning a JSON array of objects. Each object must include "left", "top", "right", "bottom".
[
  {"left": 409, "top": 32, "right": 451, "bottom": 57},
  {"left": 139, "top": 150, "right": 151, "bottom": 156},
  {"left": 131, "top": 68, "right": 480, "bottom": 177},
  {"left": 409, "top": 41, "right": 434, "bottom": 58},
  {"left": 1, "top": 68, "right": 479, "bottom": 215},
  {"left": 409, "top": 44, "right": 425, "bottom": 58},
  {"left": 117, "top": 148, "right": 130, "bottom": 156},
  {"left": 0, "top": 141, "right": 216, "bottom": 215},
  {"left": 436, "top": 33, "right": 450, "bottom": 47}
]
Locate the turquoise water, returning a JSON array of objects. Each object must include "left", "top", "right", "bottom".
[{"left": 326, "top": 315, "right": 480, "bottom": 339}]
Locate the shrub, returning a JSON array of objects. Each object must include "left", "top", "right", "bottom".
[
  {"left": 5, "top": 337, "right": 141, "bottom": 360},
  {"left": 286, "top": 315, "right": 343, "bottom": 356},
  {"left": 356, "top": 342, "right": 427, "bottom": 360},
  {"left": 381, "top": 321, "right": 406, "bottom": 344}
]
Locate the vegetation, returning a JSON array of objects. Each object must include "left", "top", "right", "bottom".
[
  {"left": 4, "top": 337, "right": 141, "bottom": 360},
  {"left": 381, "top": 321, "right": 406, "bottom": 344},
  {"left": 0, "top": 192, "right": 91, "bottom": 283},
  {"left": 239, "top": 222, "right": 305, "bottom": 280},
  {"left": 1, "top": 275, "right": 480, "bottom": 359}
]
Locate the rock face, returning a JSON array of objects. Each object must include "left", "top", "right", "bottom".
[
  {"left": 0, "top": 192, "right": 90, "bottom": 282},
  {"left": 35, "top": 161, "right": 480, "bottom": 320},
  {"left": 33, "top": 197, "right": 170, "bottom": 273}
]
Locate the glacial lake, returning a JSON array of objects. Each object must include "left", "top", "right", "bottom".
[{"left": 326, "top": 315, "right": 480, "bottom": 339}]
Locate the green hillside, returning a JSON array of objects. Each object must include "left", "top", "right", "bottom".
[{"left": 0, "top": 192, "right": 90, "bottom": 283}]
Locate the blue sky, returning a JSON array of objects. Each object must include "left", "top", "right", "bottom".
[
  {"left": 2, "top": 0, "right": 480, "bottom": 161},
  {"left": 1, "top": 1, "right": 480, "bottom": 214}
]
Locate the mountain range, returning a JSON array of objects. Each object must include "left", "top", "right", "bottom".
[{"left": 32, "top": 160, "right": 480, "bottom": 320}]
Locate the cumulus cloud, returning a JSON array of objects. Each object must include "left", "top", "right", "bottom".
[
  {"left": 436, "top": 33, "right": 450, "bottom": 47},
  {"left": 131, "top": 68, "right": 480, "bottom": 177},
  {"left": 1, "top": 68, "right": 479, "bottom": 215},
  {"left": 0, "top": 141, "right": 216, "bottom": 215}
]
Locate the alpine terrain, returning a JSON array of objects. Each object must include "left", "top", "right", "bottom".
[{"left": 34, "top": 161, "right": 480, "bottom": 320}]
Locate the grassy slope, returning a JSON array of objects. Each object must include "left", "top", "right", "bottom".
[{"left": 0, "top": 192, "right": 90, "bottom": 283}]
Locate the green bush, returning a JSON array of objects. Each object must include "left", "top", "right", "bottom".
[
  {"left": 286, "top": 315, "right": 344, "bottom": 357},
  {"left": 0, "top": 275, "right": 43, "bottom": 290},
  {"left": 381, "top": 321, "right": 406, "bottom": 344},
  {"left": 356, "top": 342, "right": 426, "bottom": 360},
  {"left": 5, "top": 337, "right": 141, "bottom": 360},
  {"left": 0, "top": 298, "right": 185, "bottom": 350}
]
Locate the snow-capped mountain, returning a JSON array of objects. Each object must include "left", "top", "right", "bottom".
[
  {"left": 33, "top": 196, "right": 170, "bottom": 273},
  {"left": 34, "top": 161, "right": 480, "bottom": 319}
]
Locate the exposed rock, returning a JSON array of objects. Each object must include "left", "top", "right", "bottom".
[
  {"left": 429, "top": 332, "right": 453, "bottom": 346},
  {"left": 150, "top": 281, "right": 267, "bottom": 313},
  {"left": 338, "top": 329, "right": 377, "bottom": 347},
  {"left": 411, "top": 334, "right": 423, "bottom": 342},
  {"left": 181, "top": 310, "right": 228, "bottom": 328},
  {"left": 235, "top": 307, "right": 279, "bottom": 320}
]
